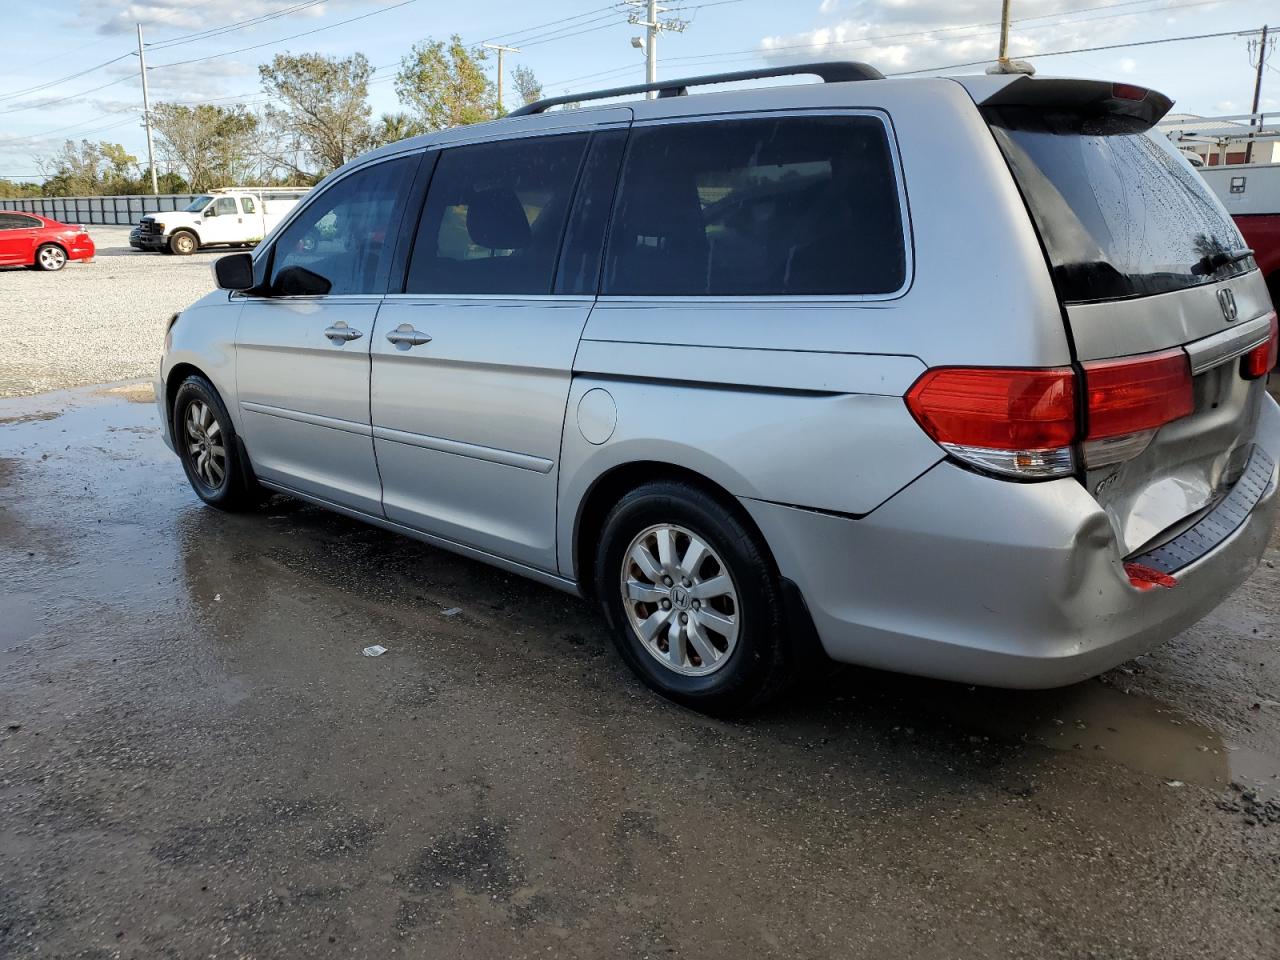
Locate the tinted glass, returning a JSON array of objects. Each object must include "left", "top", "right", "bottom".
[
  {"left": 270, "top": 156, "right": 416, "bottom": 296},
  {"left": 555, "top": 130, "right": 627, "bottom": 296},
  {"left": 406, "top": 134, "right": 589, "bottom": 295},
  {"left": 0, "top": 213, "right": 32, "bottom": 230},
  {"left": 602, "top": 116, "right": 906, "bottom": 297},
  {"left": 213, "top": 197, "right": 237, "bottom": 216},
  {"left": 990, "top": 121, "right": 1248, "bottom": 303}
]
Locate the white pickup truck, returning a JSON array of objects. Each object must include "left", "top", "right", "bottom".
[{"left": 135, "top": 187, "right": 309, "bottom": 255}]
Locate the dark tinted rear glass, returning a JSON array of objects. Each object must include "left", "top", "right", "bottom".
[
  {"left": 602, "top": 116, "right": 906, "bottom": 297},
  {"left": 990, "top": 120, "right": 1249, "bottom": 303}
]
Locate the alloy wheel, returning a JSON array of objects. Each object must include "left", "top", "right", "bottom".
[
  {"left": 38, "top": 246, "right": 66, "bottom": 270},
  {"left": 183, "top": 400, "right": 227, "bottom": 490},
  {"left": 619, "top": 523, "right": 740, "bottom": 677}
]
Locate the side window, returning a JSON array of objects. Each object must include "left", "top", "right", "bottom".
[
  {"left": 270, "top": 155, "right": 417, "bottom": 296},
  {"left": 213, "top": 197, "right": 237, "bottom": 216},
  {"left": 405, "top": 133, "right": 589, "bottom": 296},
  {"left": 555, "top": 129, "right": 627, "bottom": 296},
  {"left": 602, "top": 116, "right": 906, "bottom": 297},
  {"left": 241, "top": 196, "right": 256, "bottom": 214},
  {"left": 0, "top": 214, "right": 25, "bottom": 230}
]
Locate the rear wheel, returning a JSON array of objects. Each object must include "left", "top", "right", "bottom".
[
  {"left": 169, "top": 230, "right": 198, "bottom": 256},
  {"left": 173, "top": 375, "right": 263, "bottom": 511},
  {"left": 595, "top": 481, "right": 794, "bottom": 714},
  {"left": 34, "top": 244, "right": 67, "bottom": 271}
]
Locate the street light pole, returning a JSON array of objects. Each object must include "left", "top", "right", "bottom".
[{"left": 136, "top": 23, "right": 158, "bottom": 196}]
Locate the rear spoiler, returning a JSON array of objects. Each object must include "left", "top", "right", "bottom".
[{"left": 968, "top": 76, "right": 1173, "bottom": 134}]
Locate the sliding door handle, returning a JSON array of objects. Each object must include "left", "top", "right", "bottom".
[{"left": 385, "top": 323, "right": 432, "bottom": 348}]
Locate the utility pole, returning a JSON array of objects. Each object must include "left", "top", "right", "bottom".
[
  {"left": 483, "top": 42, "right": 520, "bottom": 117},
  {"left": 1246, "top": 24, "right": 1273, "bottom": 164},
  {"left": 136, "top": 23, "right": 158, "bottom": 195},
  {"left": 626, "top": 0, "right": 688, "bottom": 98},
  {"left": 996, "top": 0, "right": 1013, "bottom": 67}
]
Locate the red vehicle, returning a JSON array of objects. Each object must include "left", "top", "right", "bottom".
[{"left": 0, "top": 212, "right": 95, "bottom": 271}]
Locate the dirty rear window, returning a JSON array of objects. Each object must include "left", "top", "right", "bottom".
[{"left": 989, "top": 119, "right": 1249, "bottom": 303}]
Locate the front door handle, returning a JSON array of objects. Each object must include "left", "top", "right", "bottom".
[
  {"left": 385, "top": 323, "right": 432, "bottom": 348},
  {"left": 324, "top": 321, "right": 363, "bottom": 343}
]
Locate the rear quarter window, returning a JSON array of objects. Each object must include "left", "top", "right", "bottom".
[{"left": 602, "top": 115, "right": 908, "bottom": 297}]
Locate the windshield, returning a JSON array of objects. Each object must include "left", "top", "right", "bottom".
[
  {"left": 183, "top": 195, "right": 213, "bottom": 212},
  {"left": 989, "top": 121, "right": 1250, "bottom": 303}
]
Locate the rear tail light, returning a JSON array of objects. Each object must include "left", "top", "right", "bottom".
[
  {"left": 1242, "top": 310, "right": 1278, "bottom": 380},
  {"left": 1080, "top": 348, "right": 1193, "bottom": 467},
  {"left": 905, "top": 347, "right": 1195, "bottom": 479},
  {"left": 905, "top": 367, "right": 1077, "bottom": 478}
]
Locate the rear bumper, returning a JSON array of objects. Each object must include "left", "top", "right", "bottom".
[
  {"left": 742, "top": 394, "right": 1280, "bottom": 688},
  {"left": 67, "top": 237, "right": 94, "bottom": 261}
]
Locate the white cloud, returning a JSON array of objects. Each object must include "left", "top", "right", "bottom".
[
  {"left": 757, "top": 0, "right": 1228, "bottom": 76},
  {"left": 92, "top": 0, "right": 332, "bottom": 36}
]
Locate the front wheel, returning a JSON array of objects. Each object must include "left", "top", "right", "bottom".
[
  {"left": 172, "top": 375, "right": 264, "bottom": 511},
  {"left": 595, "top": 481, "right": 795, "bottom": 714},
  {"left": 169, "top": 230, "right": 198, "bottom": 256},
  {"left": 34, "top": 244, "right": 67, "bottom": 271}
]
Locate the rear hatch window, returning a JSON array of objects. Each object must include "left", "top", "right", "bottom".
[{"left": 989, "top": 116, "right": 1250, "bottom": 303}]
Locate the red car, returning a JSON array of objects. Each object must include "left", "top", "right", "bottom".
[{"left": 0, "top": 212, "right": 95, "bottom": 271}]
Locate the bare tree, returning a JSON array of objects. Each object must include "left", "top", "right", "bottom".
[
  {"left": 511, "top": 64, "right": 543, "bottom": 106},
  {"left": 259, "top": 52, "right": 375, "bottom": 176}
]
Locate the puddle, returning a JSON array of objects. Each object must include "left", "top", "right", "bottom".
[
  {"left": 961, "top": 681, "right": 1280, "bottom": 795},
  {"left": 0, "top": 594, "right": 40, "bottom": 669}
]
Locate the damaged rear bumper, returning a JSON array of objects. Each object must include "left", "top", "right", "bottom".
[{"left": 741, "top": 394, "right": 1280, "bottom": 689}]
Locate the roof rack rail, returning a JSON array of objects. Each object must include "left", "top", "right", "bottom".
[{"left": 510, "top": 61, "right": 883, "bottom": 117}]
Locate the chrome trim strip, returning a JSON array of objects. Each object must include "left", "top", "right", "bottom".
[
  {"left": 1185, "top": 312, "right": 1272, "bottom": 375},
  {"left": 255, "top": 478, "right": 582, "bottom": 596},
  {"left": 372, "top": 425, "right": 554, "bottom": 474},
  {"left": 241, "top": 401, "right": 370, "bottom": 436}
]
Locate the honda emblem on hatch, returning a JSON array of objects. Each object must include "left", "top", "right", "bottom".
[{"left": 1218, "top": 287, "right": 1238, "bottom": 323}]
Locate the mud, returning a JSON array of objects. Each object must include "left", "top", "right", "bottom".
[{"left": 2, "top": 382, "right": 1280, "bottom": 959}]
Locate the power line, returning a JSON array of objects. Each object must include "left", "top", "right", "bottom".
[
  {"left": 146, "top": 0, "right": 332, "bottom": 50},
  {"left": 151, "top": 0, "right": 422, "bottom": 70},
  {"left": 477, "top": 4, "right": 624, "bottom": 45},
  {"left": 0, "top": 53, "right": 134, "bottom": 104},
  {"left": 549, "top": 0, "right": 1231, "bottom": 88},
  {"left": 889, "top": 26, "right": 1263, "bottom": 75}
]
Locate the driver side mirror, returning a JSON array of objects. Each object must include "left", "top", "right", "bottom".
[
  {"left": 204, "top": 206, "right": 216, "bottom": 218},
  {"left": 213, "top": 252, "right": 255, "bottom": 291}
]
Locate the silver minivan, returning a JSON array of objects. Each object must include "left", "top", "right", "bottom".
[{"left": 158, "top": 63, "right": 1280, "bottom": 712}]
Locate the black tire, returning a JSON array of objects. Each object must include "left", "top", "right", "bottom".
[
  {"left": 594, "top": 480, "right": 795, "bottom": 714},
  {"left": 33, "top": 243, "right": 67, "bottom": 271},
  {"left": 169, "top": 230, "right": 198, "bottom": 256},
  {"left": 172, "top": 375, "right": 264, "bottom": 511}
]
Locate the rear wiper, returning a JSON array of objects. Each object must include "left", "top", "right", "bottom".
[{"left": 1192, "top": 248, "right": 1254, "bottom": 276}]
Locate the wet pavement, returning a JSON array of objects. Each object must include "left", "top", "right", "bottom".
[{"left": 1, "top": 383, "right": 1279, "bottom": 959}]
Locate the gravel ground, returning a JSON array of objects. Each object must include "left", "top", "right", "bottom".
[{"left": 0, "top": 225, "right": 219, "bottom": 398}]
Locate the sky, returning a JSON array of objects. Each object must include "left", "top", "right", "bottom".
[{"left": 0, "top": 0, "right": 1274, "bottom": 181}]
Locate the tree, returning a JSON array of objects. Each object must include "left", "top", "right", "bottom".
[
  {"left": 37, "top": 140, "right": 143, "bottom": 195},
  {"left": 395, "top": 35, "right": 495, "bottom": 132},
  {"left": 0, "top": 179, "right": 41, "bottom": 199},
  {"left": 151, "top": 103, "right": 259, "bottom": 191},
  {"left": 511, "top": 64, "right": 542, "bottom": 106},
  {"left": 259, "top": 52, "right": 375, "bottom": 175},
  {"left": 375, "top": 112, "right": 426, "bottom": 146}
]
